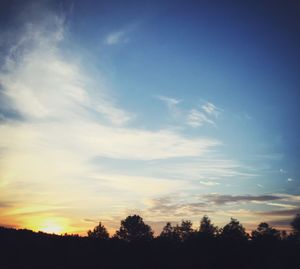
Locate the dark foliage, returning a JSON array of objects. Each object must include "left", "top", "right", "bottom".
[
  {"left": 220, "top": 217, "right": 248, "bottom": 241},
  {"left": 87, "top": 222, "right": 109, "bottom": 240},
  {"left": 160, "top": 222, "right": 178, "bottom": 241},
  {"left": 251, "top": 222, "right": 281, "bottom": 242},
  {"left": 174, "top": 219, "right": 194, "bottom": 241},
  {"left": 198, "top": 215, "right": 218, "bottom": 237},
  {"left": 114, "top": 215, "right": 153, "bottom": 242},
  {"left": 1, "top": 214, "right": 300, "bottom": 269},
  {"left": 291, "top": 213, "right": 300, "bottom": 239}
]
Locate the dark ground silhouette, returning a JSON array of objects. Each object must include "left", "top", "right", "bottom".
[{"left": 1, "top": 214, "right": 300, "bottom": 269}]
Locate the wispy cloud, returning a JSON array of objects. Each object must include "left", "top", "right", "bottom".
[
  {"left": 156, "top": 95, "right": 181, "bottom": 108},
  {"left": 202, "top": 102, "right": 221, "bottom": 118},
  {"left": 156, "top": 95, "right": 182, "bottom": 120},
  {"left": 104, "top": 30, "right": 129, "bottom": 45},
  {"left": 199, "top": 181, "right": 220, "bottom": 186},
  {"left": 0, "top": 10, "right": 224, "bottom": 232},
  {"left": 186, "top": 101, "right": 222, "bottom": 128},
  {"left": 82, "top": 218, "right": 99, "bottom": 223},
  {"left": 259, "top": 208, "right": 300, "bottom": 217},
  {"left": 0, "top": 20, "right": 131, "bottom": 126},
  {"left": 146, "top": 196, "right": 211, "bottom": 219},
  {"left": 202, "top": 194, "right": 283, "bottom": 205},
  {"left": 1, "top": 3, "right": 288, "bottom": 235},
  {"left": 142, "top": 193, "right": 300, "bottom": 231},
  {"left": 0, "top": 201, "right": 11, "bottom": 208},
  {"left": 156, "top": 98, "right": 222, "bottom": 129},
  {"left": 266, "top": 202, "right": 297, "bottom": 209},
  {"left": 152, "top": 157, "right": 256, "bottom": 182},
  {"left": 277, "top": 193, "right": 300, "bottom": 202},
  {"left": 187, "top": 109, "right": 215, "bottom": 127}
]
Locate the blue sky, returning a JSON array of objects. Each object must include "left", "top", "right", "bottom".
[{"left": 0, "top": 0, "right": 299, "bottom": 234}]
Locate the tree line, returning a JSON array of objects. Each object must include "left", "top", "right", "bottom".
[
  {"left": 1, "top": 213, "right": 300, "bottom": 269},
  {"left": 87, "top": 213, "right": 300, "bottom": 242}
]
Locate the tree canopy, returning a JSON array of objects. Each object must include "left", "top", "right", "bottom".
[
  {"left": 251, "top": 222, "right": 280, "bottom": 241},
  {"left": 291, "top": 213, "right": 300, "bottom": 238},
  {"left": 199, "top": 215, "right": 218, "bottom": 237},
  {"left": 114, "top": 215, "right": 153, "bottom": 242},
  {"left": 160, "top": 222, "right": 179, "bottom": 241},
  {"left": 220, "top": 218, "right": 248, "bottom": 241},
  {"left": 87, "top": 222, "right": 109, "bottom": 240},
  {"left": 175, "top": 220, "right": 194, "bottom": 241},
  {"left": 86, "top": 213, "right": 300, "bottom": 244}
]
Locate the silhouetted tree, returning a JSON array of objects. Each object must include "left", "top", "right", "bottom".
[
  {"left": 160, "top": 222, "right": 179, "bottom": 241},
  {"left": 221, "top": 218, "right": 248, "bottom": 241},
  {"left": 87, "top": 222, "right": 109, "bottom": 240},
  {"left": 291, "top": 213, "right": 300, "bottom": 240},
  {"left": 1, "top": 220, "right": 300, "bottom": 269},
  {"left": 251, "top": 222, "right": 280, "bottom": 241},
  {"left": 280, "top": 230, "right": 288, "bottom": 240},
  {"left": 173, "top": 220, "right": 194, "bottom": 241},
  {"left": 199, "top": 215, "right": 217, "bottom": 237},
  {"left": 160, "top": 222, "right": 173, "bottom": 237},
  {"left": 115, "top": 215, "right": 153, "bottom": 242}
]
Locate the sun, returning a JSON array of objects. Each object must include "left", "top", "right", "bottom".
[
  {"left": 40, "top": 219, "right": 64, "bottom": 234},
  {"left": 27, "top": 216, "right": 70, "bottom": 234}
]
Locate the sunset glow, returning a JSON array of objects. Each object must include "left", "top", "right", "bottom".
[
  {"left": 24, "top": 216, "right": 70, "bottom": 234},
  {"left": 0, "top": 0, "right": 299, "bottom": 235},
  {"left": 39, "top": 219, "right": 65, "bottom": 234}
]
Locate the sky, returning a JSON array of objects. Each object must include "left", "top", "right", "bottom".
[{"left": 0, "top": 0, "right": 300, "bottom": 235}]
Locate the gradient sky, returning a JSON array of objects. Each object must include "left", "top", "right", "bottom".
[{"left": 0, "top": 0, "right": 300, "bottom": 235}]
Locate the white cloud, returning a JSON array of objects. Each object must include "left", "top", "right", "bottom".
[
  {"left": 156, "top": 98, "right": 222, "bottom": 129},
  {"left": 187, "top": 109, "right": 215, "bottom": 127},
  {"left": 202, "top": 103, "right": 214, "bottom": 114},
  {"left": 271, "top": 193, "right": 300, "bottom": 203},
  {"left": 0, "top": 8, "right": 260, "bottom": 234},
  {"left": 141, "top": 192, "right": 300, "bottom": 229},
  {"left": 0, "top": 20, "right": 131, "bottom": 126},
  {"left": 104, "top": 30, "right": 128, "bottom": 45},
  {"left": 147, "top": 157, "right": 256, "bottom": 182},
  {"left": 266, "top": 202, "right": 297, "bottom": 209},
  {"left": 202, "top": 102, "right": 220, "bottom": 117},
  {"left": 156, "top": 95, "right": 182, "bottom": 120},
  {"left": 0, "top": 12, "right": 224, "bottom": 229},
  {"left": 199, "top": 181, "right": 220, "bottom": 186},
  {"left": 156, "top": 95, "right": 181, "bottom": 108},
  {"left": 287, "top": 178, "right": 294, "bottom": 182},
  {"left": 186, "top": 102, "right": 222, "bottom": 128}
]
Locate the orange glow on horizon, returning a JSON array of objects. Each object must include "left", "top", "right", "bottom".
[
  {"left": 39, "top": 219, "right": 64, "bottom": 234},
  {"left": 25, "top": 216, "right": 71, "bottom": 235}
]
